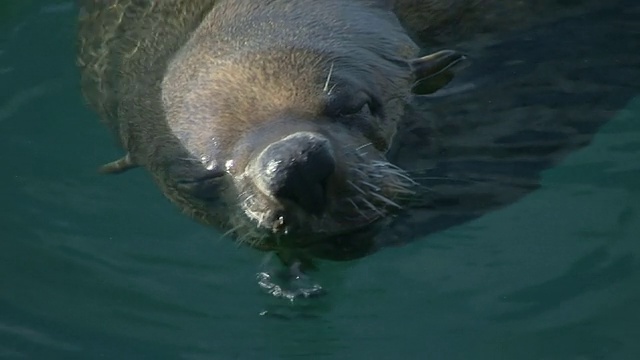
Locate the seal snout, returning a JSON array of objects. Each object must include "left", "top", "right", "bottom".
[{"left": 252, "top": 132, "right": 336, "bottom": 218}]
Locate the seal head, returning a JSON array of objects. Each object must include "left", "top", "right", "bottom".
[{"left": 83, "top": 0, "right": 466, "bottom": 260}]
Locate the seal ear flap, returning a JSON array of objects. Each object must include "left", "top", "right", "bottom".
[
  {"left": 99, "top": 153, "right": 138, "bottom": 174},
  {"left": 409, "top": 49, "right": 469, "bottom": 96}
]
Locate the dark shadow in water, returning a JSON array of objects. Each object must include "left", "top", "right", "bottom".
[
  {"left": 492, "top": 247, "right": 636, "bottom": 321},
  {"left": 342, "top": 0, "right": 640, "bottom": 258}
]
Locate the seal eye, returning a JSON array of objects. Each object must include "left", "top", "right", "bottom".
[
  {"left": 325, "top": 91, "right": 381, "bottom": 117},
  {"left": 174, "top": 165, "right": 226, "bottom": 202}
]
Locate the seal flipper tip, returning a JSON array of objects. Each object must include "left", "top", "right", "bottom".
[{"left": 99, "top": 153, "right": 138, "bottom": 174}]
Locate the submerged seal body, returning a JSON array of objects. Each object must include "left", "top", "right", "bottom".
[
  {"left": 77, "top": 0, "right": 637, "bottom": 277},
  {"left": 77, "top": 0, "right": 466, "bottom": 263}
]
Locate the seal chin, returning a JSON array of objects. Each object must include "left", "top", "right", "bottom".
[
  {"left": 263, "top": 212, "right": 386, "bottom": 252},
  {"left": 264, "top": 215, "right": 392, "bottom": 263},
  {"left": 236, "top": 189, "right": 378, "bottom": 242}
]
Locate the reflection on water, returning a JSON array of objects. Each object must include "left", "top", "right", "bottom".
[{"left": 1, "top": 1, "right": 639, "bottom": 359}]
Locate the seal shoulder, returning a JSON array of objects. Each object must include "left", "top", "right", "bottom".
[{"left": 76, "top": 0, "right": 216, "bottom": 127}]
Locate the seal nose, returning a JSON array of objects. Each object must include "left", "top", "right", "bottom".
[{"left": 254, "top": 132, "right": 335, "bottom": 216}]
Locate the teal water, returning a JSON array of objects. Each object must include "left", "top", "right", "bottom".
[{"left": 1, "top": 2, "right": 639, "bottom": 359}]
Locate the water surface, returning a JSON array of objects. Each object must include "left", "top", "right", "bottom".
[{"left": 1, "top": 1, "right": 639, "bottom": 359}]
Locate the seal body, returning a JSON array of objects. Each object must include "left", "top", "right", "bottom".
[
  {"left": 77, "top": 0, "right": 629, "bottom": 266},
  {"left": 393, "top": 0, "right": 608, "bottom": 45},
  {"left": 77, "top": 0, "right": 465, "bottom": 262}
]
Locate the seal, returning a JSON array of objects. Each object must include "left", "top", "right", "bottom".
[{"left": 77, "top": 0, "right": 467, "bottom": 267}]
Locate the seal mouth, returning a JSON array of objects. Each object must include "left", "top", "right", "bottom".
[
  {"left": 233, "top": 172, "right": 410, "bottom": 252},
  {"left": 267, "top": 214, "right": 386, "bottom": 251}
]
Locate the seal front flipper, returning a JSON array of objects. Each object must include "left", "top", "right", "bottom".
[
  {"left": 410, "top": 49, "right": 470, "bottom": 95},
  {"left": 99, "top": 153, "right": 138, "bottom": 174}
]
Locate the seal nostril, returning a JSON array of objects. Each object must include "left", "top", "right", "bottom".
[{"left": 255, "top": 132, "right": 335, "bottom": 216}]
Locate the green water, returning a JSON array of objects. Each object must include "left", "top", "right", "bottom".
[{"left": 1, "top": 1, "right": 639, "bottom": 359}]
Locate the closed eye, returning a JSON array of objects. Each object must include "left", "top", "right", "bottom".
[
  {"left": 175, "top": 174, "right": 225, "bottom": 202},
  {"left": 174, "top": 164, "right": 226, "bottom": 199},
  {"left": 324, "top": 90, "right": 382, "bottom": 117}
]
